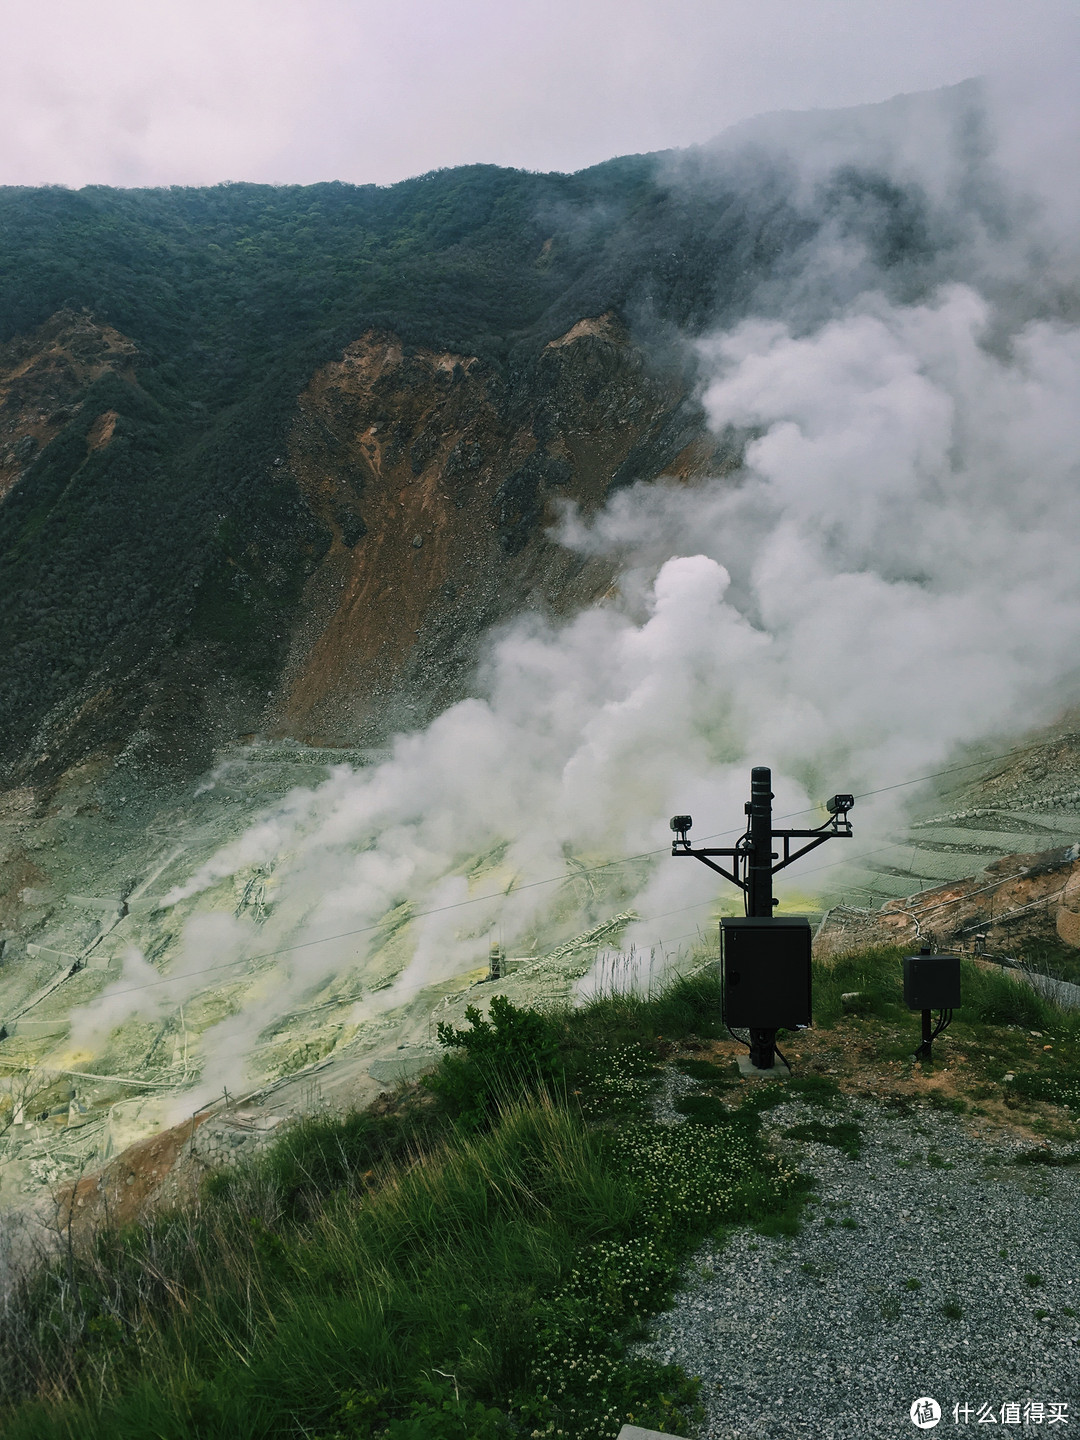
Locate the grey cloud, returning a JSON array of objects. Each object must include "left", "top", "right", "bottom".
[{"left": 4, "top": 0, "right": 1079, "bottom": 186}]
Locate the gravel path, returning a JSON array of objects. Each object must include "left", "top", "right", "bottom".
[{"left": 637, "top": 1093, "right": 1080, "bottom": 1438}]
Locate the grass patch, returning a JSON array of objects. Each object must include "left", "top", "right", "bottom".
[
  {"left": 738, "top": 1083, "right": 788, "bottom": 1115},
  {"left": 674, "top": 1093, "right": 732, "bottom": 1125},
  {"left": 925, "top": 1093, "right": 967, "bottom": 1115},
  {"left": 784, "top": 1075, "right": 842, "bottom": 1107},
  {"left": 206, "top": 1093, "right": 450, "bottom": 1223},
  {"left": 675, "top": 1058, "right": 738, "bottom": 1085},
  {"left": 1015, "top": 1148, "right": 1080, "bottom": 1166},
  {"left": 941, "top": 1300, "right": 965, "bottom": 1321},
  {"left": 812, "top": 947, "right": 909, "bottom": 1026},
  {"left": 1010, "top": 1072, "right": 1080, "bottom": 1113},
  {"left": 783, "top": 1120, "right": 862, "bottom": 1159},
  {"left": 0, "top": 975, "right": 804, "bottom": 1440},
  {"left": 959, "top": 962, "right": 1067, "bottom": 1030}
]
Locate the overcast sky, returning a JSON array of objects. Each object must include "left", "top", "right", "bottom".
[{"left": 3, "top": 0, "right": 1079, "bottom": 189}]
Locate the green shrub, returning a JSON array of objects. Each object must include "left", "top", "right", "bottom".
[{"left": 424, "top": 994, "right": 566, "bottom": 1130}]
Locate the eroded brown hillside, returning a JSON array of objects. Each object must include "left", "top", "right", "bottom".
[
  {"left": 818, "top": 842, "right": 1080, "bottom": 963},
  {"left": 0, "top": 304, "right": 733, "bottom": 782},
  {"left": 273, "top": 315, "right": 729, "bottom": 743},
  {"left": 0, "top": 309, "right": 136, "bottom": 502}
]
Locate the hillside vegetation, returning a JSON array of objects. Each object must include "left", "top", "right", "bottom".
[
  {"left": 0, "top": 149, "right": 953, "bottom": 782},
  {"left": 1, "top": 949, "right": 1077, "bottom": 1439}
]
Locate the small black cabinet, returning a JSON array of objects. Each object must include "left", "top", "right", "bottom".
[
  {"left": 902, "top": 951, "right": 961, "bottom": 1010},
  {"left": 720, "top": 917, "right": 812, "bottom": 1029}
]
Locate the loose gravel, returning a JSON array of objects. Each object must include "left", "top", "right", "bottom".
[{"left": 636, "top": 1090, "right": 1080, "bottom": 1438}]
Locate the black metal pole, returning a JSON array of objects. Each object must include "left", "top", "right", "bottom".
[
  {"left": 747, "top": 766, "right": 777, "bottom": 1069},
  {"left": 919, "top": 1008, "right": 932, "bottom": 1061}
]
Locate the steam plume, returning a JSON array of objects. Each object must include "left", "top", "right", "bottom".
[{"left": 68, "top": 78, "right": 1080, "bottom": 1104}]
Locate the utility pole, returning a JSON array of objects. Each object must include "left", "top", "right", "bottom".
[
  {"left": 746, "top": 766, "right": 775, "bottom": 920},
  {"left": 671, "top": 766, "right": 854, "bottom": 1070},
  {"left": 746, "top": 767, "right": 778, "bottom": 1069}
]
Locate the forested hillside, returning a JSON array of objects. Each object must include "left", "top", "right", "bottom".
[{"left": 0, "top": 98, "right": 972, "bottom": 785}]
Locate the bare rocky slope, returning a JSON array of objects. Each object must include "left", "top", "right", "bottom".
[{"left": 274, "top": 314, "right": 727, "bottom": 744}]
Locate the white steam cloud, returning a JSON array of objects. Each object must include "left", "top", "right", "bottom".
[
  {"left": 67, "top": 81, "right": 1080, "bottom": 1107},
  {"left": 570, "top": 286, "right": 1080, "bottom": 788}
]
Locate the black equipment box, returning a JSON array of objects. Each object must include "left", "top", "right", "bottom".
[
  {"left": 720, "top": 917, "right": 812, "bottom": 1029},
  {"left": 903, "top": 951, "right": 961, "bottom": 1010}
]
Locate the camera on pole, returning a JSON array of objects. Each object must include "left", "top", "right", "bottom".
[{"left": 670, "top": 766, "right": 854, "bottom": 1071}]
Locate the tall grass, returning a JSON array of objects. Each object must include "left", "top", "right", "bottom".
[
  {"left": 959, "top": 960, "right": 1073, "bottom": 1030},
  {"left": 0, "top": 970, "right": 798, "bottom": 1440},
  {"left": 811, "top": 945, "right": 1079, "bottom": 1036},
  {"left": 811, "top": 945, "right": 910, "bottom": 1026}
]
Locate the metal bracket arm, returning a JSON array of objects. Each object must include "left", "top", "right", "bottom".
[
  {"left": 669, "top": 771, "right": 854, "bottom": 1075},
  {"left": 672, "top": 820, "right": 850, "bottom": 884},
  {"left": 768, "top": 818, "right": 852, "bottom": 872},
  {"left": 670, "top": 845, "right": 745, "bottom": 890}
]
